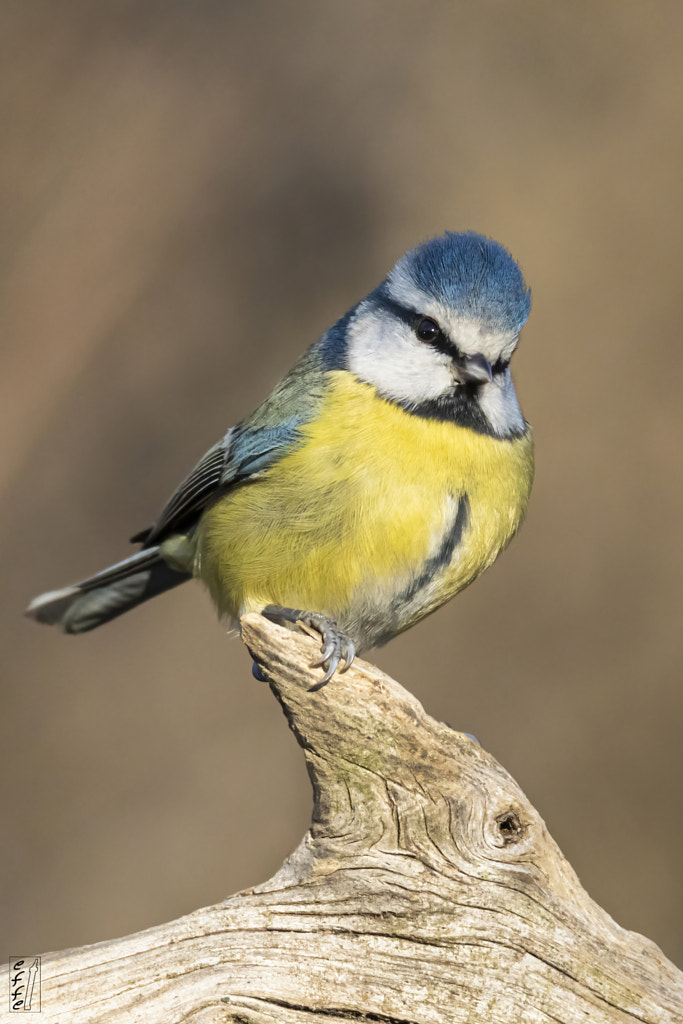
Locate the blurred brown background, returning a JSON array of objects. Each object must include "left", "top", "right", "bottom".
[{"left": 1, "top": 0, "right": 682, "bottom": 968}]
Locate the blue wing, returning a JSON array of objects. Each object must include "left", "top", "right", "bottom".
[
  {"left": 131, "top": 338, "right": 333, "bottom": 546},
  {"left": 133, "top": 418, "right": 306, "bottom": 547}
]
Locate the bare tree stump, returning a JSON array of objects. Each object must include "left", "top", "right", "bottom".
[{"left": 6, "top": 613, "right": 682, "bottom": 1023}]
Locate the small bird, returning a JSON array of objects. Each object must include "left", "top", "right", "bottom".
[{"left": 27, "top": 231, "right": 534, "bottom": 687}]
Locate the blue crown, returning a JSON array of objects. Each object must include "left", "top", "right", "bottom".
[{"left": 396, "top": 231, "right": 531, "bottom": 334}]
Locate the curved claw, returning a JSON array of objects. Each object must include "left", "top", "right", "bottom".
[
  {"left": 339, "top": 637, "right": 356, "bottom": 673},
  {"left": 308, "top": 655, "right": 340, "bottom": 692},
  {"left": 311, "top": 640, "right": 337, "bottom": 668},
  {"left": 260, "top": 605, "right": 357, "bottom": 689}
]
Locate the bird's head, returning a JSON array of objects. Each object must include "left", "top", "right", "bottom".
[{"left": 342, "top": 231, "right": 531, "bottom": 436}]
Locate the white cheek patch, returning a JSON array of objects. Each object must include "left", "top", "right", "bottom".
[
  {"left": 386, "top": 268, "right": 519, "bottom": 364},
  {"left": 477, "top": 369, "right": 525, "bottom": 436},
  {"left": 346, "top": 308, "right": 454, "bottom": 404}
]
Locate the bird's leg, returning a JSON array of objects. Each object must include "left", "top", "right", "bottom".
[{"left": 261, "top": 605, "right": 357, "bottom": 690}]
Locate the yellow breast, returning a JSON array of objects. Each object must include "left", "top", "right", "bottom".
[{"left": 195, "top": 372, "right": 534, "bottom": 641}]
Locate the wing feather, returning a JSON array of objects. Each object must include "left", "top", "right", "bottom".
[
  {"left": 133, "top": 421, "right": 307, "bottom": 547},
  {"left": 132, "top": 342, "right": 329, "bottom": 547}
]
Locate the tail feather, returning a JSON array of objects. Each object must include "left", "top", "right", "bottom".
[
  {"left": 72, "top": 548, "right": 163, "bottom": 591},
  {"left": 26, "top": 547, "right": 189, "bottom": 634}
]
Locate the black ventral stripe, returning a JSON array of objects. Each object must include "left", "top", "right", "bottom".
[{"left": 391, "top": 493, "right": 471, "bottom": 609}]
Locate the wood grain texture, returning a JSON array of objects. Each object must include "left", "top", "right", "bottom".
[{"left": 5, "top": 613, "right": 681, "bottom": 1023}]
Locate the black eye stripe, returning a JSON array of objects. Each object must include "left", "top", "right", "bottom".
[
  {"left": 377, "top": 295, "right": 419, "bottom": 327},
  {"left": 376, "top": 295, "right": 509, "bottom": 374},
  {"left": 379, "top": 297, "right": 453, "bottom": 357},
  {"left": 415, "top": 321, "right": 453, "bottom": 359}
]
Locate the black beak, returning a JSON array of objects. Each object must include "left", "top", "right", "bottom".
[{"left": 458, "top": 353, "right": 493, "bottom": 384}]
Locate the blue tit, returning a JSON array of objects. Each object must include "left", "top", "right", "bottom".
[{"left": 27, "top": 231, "right": 534, "bottom": 687}]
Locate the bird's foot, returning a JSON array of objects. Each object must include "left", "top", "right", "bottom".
[
  {"left": 251, "top": 661, "right": 271, "bottom": 683},
  {"left": 261, "top": 605, "right": 356, "bottom": 690}
]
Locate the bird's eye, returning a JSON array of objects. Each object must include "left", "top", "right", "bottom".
[{"left": 415, "top": 317, "right": 440, "bottom": 342}]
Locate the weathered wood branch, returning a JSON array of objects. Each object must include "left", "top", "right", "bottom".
[{"left": 7, "top": 613, "right": 682, "bottom": 1023}]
